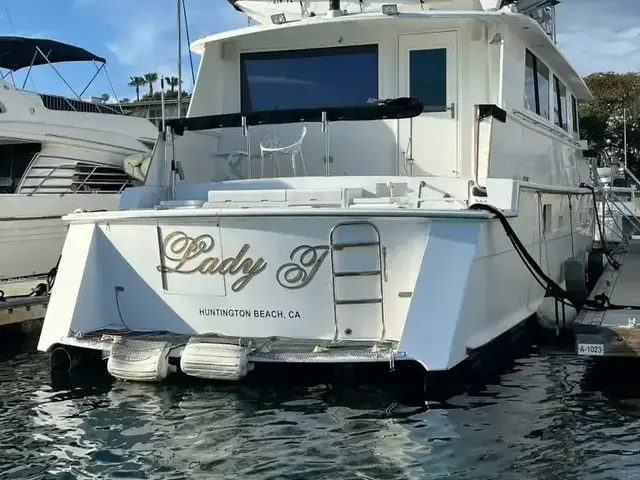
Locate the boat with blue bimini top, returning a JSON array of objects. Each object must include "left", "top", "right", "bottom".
[
  {"left": 38, "top": 0, "right": 598, "bottom": 383},
  {"left": 0, "top": 36, "right": 157, "bottom": 287}
]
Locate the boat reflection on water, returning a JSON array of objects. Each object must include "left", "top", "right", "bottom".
[
  {"left": 6, "top": 344, "right": 640, "bottom": 478},
  {"left": 33, "top": 365, "right": 450, "bottom": 478}
]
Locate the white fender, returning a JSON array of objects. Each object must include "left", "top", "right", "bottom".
[{"left": 123, "top": 152, "right": 152, "bottom": 183}]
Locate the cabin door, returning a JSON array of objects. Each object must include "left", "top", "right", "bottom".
[{"left": 398, "top": 31, "right": 459, "bottom": 177}]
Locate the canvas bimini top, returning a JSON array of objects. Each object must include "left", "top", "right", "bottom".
[
  {"left": 0, "top": 36, "right": 106, "bottom": 71},
  {"left": 164, "top": 97, "right": 425, "bottom": 135}
]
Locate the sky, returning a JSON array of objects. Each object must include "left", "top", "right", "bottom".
[
  {"left": 0, "top": 0, "right": 247, "bottom": 100},
  {"left": 555, "top": 0, "right": 640, "bottom": 75},
  {"left": 0, "top": 0, "right": 638, "bottom": 100}
]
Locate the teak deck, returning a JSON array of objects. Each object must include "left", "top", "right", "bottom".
[
  {"left": 573, "top": 243, "right": 640, "bottom": 357},
  {"left": 0, "top": 279, "right": 49, "bottom": 327}
]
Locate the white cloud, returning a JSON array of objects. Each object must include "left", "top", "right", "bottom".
[
  {"left": 99, "top": 0, "right": 640, "bottom": 81},
  {"left": 74, "top": 0, "right": 246, "bottom": 95},
  {"left": 556, "top": 0, "right": 640, "bottom": 75},
  {"left": 107, "top": 22, "right": 163, "bottom": 67},
  {"left": 617, "top": 27, "right": 640, "bottom": 41},
  {"left": 70, "top": 0, "right": 640, "bottom": 100}
]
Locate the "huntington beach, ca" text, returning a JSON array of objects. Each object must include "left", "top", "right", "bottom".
[{"left": 198, "top": 308, "right": 301, "bottom": 319}]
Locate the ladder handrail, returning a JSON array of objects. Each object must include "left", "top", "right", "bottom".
[
  {"left": 592, "top": 157, "right": 640, "bottom": 245},
  {"left": 620, "top": 162, "right": 640, "bottom": 191},
  {"left": 597, "top": 186, "right": 640, "bottom": 248},
  {"left": 329, "top": 220, "right": 386, "bottom": 342}
]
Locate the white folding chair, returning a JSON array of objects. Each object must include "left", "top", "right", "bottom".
[{"left": 259, "top": 126, "right": 307, "bottom": 178}]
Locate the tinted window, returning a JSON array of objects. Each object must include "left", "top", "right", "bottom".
[
  {"left": 536, "top": 60, "right": 550, "bottom": 120},
  {"left": 571, "top": 94, "right": 579, "bottom": 132},
  {"left": 524, "top": 49, "right": 550, "bottom": 120},
  {"left": 240, "top": 45, "right": 378, "bottom": 112},
  {"left": 524, "top": 51, "right": 537, "bottom": 113},
  {"left": 409, "top": 48, "right": 447, "bottom": 109},
  {"left": 553, "top": 75, "right": 568, "bottom": 130}
]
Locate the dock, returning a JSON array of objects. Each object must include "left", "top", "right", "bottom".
[
  {"left": 0, "top": 279, "right": 50, "bottom": 329},
  {"left": 573, "top": 239, "right": 640, "bottom": 357}
]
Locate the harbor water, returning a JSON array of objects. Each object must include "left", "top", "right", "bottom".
[{"left": 1, "top": 335, "right": 640, "bottom": 479}]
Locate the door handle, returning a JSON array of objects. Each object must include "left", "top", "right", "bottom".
[{"left": 446, "top": 102, "right": 455, "bottom": 119}]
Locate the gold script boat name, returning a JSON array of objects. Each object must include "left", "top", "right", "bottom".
[{"left": 158, "top": 231, "right": 266, "bottom": 292}]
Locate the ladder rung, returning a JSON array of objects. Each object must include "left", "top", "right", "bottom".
[
  {"left": 335, "top": 298, "right": 383, "bottom": 306},
  {"left": 332, "top": 241, "right": 379, "bottom": 250},
  {"left": 334, "top": 270, "right": 381, "bottom": 278}
]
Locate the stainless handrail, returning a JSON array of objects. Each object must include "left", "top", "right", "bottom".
[
  {"left": 22, "top": 90, "right": 123, "bottom": 115},
  {"left": 620, "top": 162, "right": 640, "bottom": 190},
  {"left": 601, "top": 188, "right": 640, "bottom": 236},
  {"left": 72, "top": 166, "right": 100, "bottom": 192},
  {"left": 593, "top": 160, "right": 640, "bottom": 241},
  {"left": 417, "top": 180, "right": 465, "bottom": 208},
  {"left": 18, "top": 161, "right": 134, "bottom": 196},
  {"left": 473, "top": 105, "right": 482, "bottom": 189}
]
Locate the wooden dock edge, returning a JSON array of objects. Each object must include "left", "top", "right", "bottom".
[
  {"left": 0, "top": 279, "right": 50, "bottom": 337},
  {"left": 0, "top": 296, "right": 49, "bottom": 327},
  {"left": 575, "top": 325, "right": 640, "bottom": 357},
  {"left": 572, "top": 246, "right": 640, "bottom": 358}
]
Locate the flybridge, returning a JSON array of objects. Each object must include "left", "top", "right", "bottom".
[
  {"left": 507, "top": 0, "right": 559, "bottom": 40},
  {"left": 225, "top": 0, "right": 560, "bottom": 39},
  {"left": 226, "top": 0, "right": 500, "bottom": 24}
]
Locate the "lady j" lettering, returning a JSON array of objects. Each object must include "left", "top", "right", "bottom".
[{"left": 157, "top": 231, "right": 267, "bottom": 292}]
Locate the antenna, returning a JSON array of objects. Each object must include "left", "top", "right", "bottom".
[
  {"left": 624, "top": 107, "right": 628, "bottom": 169},
  {"left": 512, "top": 0, "right": 561, "bottom": 41},
  {"left": 514, "top": 0, "right": 560, "bottom": 14}
]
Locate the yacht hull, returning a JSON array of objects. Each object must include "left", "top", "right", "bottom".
[
  {"left": 37, "top": 187, "right": 593, "bottom": 379},
  {"left": 0, "top": 194, "right": 120, "bottom": 282}
]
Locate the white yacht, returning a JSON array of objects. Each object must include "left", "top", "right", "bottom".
[
  {"left": 39, "top": 0, "right": 597, "bottom": 382},
  {"left": 0, "top": 36, "right": 158, "bottom": 284}
]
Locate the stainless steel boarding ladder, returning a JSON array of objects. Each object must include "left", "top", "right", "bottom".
[{"left": 329, "top": 221, "right": 386, "bottom": 341}]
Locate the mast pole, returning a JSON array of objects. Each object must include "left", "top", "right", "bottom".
[
  {"left": 624, "top": 107, "right": 628, "bottom": 169},
  {"left": 177, "top": 0, "right": 182, "bottom": 119}
]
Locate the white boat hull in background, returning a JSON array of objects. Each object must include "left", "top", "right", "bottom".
[
  {"left": 0, "top": 69, "right": 159, "bottom": 282},
  {"left": 0, "top": 193, "right": 121, "bottom": 282}
]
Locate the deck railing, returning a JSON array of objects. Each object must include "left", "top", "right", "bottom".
[
  {"left": 38, "top": 93, "right": 123, "bottom": 115},
  {"left": 17, "top": 157, "right": 135, "bottom": 196},
  {"left": 18, "top": 90, "right": 123, "bottom": 115},
  {"left": 593, "top": 160, "right": 640, "bottom": 246}
]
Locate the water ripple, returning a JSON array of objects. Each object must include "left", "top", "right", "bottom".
[{"left": 2, "top": 347, "right": 640, "bottom": 479}]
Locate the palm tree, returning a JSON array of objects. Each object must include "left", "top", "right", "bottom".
[
  {"left": 143, "top": 72, "right": 158, "bottom": 97},
  {"left": 128, "top": 76, "right": 146, "bottom": 102},
  {"left": 167, "top": 76, "right": 182, "bottom": 92}
]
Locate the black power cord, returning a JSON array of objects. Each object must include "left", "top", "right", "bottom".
[
  {"left": 0, "top": 256, "right": 60, "bottom": 303},
  {"left": 469, "top": 202, "right": 640, "bottom": 313}
]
